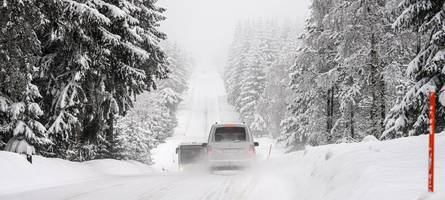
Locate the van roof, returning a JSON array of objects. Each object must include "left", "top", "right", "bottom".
[
  {"left": 179, "top": 142, "right": 204, "bottom": 146},
  {"left": 212, "top": 123, "right": 247, "bottom": 128}
]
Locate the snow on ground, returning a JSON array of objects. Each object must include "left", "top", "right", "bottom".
[
  {"left": 259, "top": 133, "right": 445, "bottom": 200},
  {"left": 0, "top": 151, "right": 154, "bottom": 196},
  {"left": 1, "top": 65, "right": 444, "bottom": 200}
]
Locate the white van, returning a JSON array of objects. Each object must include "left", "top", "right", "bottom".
[{"left": 202, "top": 123, "right": 259, "bottom": 170}]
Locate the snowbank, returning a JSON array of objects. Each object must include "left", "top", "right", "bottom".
[
  {"left": 258, "top": 134, "right": 445, "bottom": 200},
  {"left": 417, "top": 192, "right": 445, "bottom": 200},
  {"left": 0, "top": 151, "right": 153, "bottom": 195}
]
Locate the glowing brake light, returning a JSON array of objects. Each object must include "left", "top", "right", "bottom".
[
  {"left": 248, "top": 145, "right": 255, "bottom": 156},
  {"left": 207, "top": 146, "right": 213, "bottom": 156}
]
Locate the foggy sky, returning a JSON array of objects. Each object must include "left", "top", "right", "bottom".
[{"left": 158, "top": 0, "right": 311, "bottom": 67}]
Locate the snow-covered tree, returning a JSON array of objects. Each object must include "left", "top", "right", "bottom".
[
  {"left": 225, "top": 22, "right": 253, "bottom": 107},
  {"left": 225, "top": 20, "right": 300, "bottom": 138},
  {"left": 27, "top": 0, "right": 169, "bottom": 159},
  {"left": 280, "top": 0, "right": 419, "bottom": 150},
  {"left": 158, "top": 42, "right": 192, "bottom": 95},
  {"left": 250, "top": 113, "right": 267, "bottom": 137},
  {"left": 383, "top": 0, "right": 445, "bottom": 138},
  {"left": 237, "top": 45, "right": 266, "bottom": 124},
  {"left": 259, "top": 22, "right": 301, "bottom": 138},
  {"left": 112, "top": 44, "right": 191, "bottom": 163},
  {"left": 0, "top": 0, "right": 51, "bottom": 152},
  {"left": 280, "top": 0, "right": 338, "bottom": 147},
  {"left": 0, "top": 0, "right": 171, "bottom": 159}
]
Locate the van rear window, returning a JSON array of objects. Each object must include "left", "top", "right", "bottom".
[{"left": 214, "top": 127, "right": 246, "bottom": 142}]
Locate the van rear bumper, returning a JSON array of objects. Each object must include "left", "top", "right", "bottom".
[{"left": 208, "top": 159, "right": 254, "bottom": 168}]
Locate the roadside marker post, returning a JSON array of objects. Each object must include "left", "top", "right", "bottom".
[{"left": 428, "top": 91, "right": 436, "bottom": 193}]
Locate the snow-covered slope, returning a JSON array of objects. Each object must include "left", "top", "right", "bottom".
[
  {"left": 258, "top": 134, "right": 445, "bottom": 200},
  {"left": 0, "top": 151, "right": 153, "bottom": 196}
]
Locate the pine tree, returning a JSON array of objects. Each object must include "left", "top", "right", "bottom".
[
  {"left": 31, "top": 0, "right": 169, "bottom": 159},
  {"left": 225, "top": 20, "right": 303, "bottom": 140},
  {"left": 280, "top": 0, "right": 412, "bottom": 149},
  {"left": 158, "top": 42, "right": 191, "bottom": 95},
  {"left": 225, "top": 22, "right": 252, "bottom": 107},
  {"left": 383, "top": 0, "right": 445, "bottom": 138},
  {"left": 323, "top": 0, "right": 388, "bottom": 141},
  {"left": 259, "top": 22, "right": 301, "bottom": 138},
  {"left": 0, "top": 0, "right": 51, "bottom": 152},
  {"left": 237, "top": 43, "right": 266, "bottom": 124},
  {"left": 250, "top": 113, "right": 267, "bottom": 137},
  {"left": 112, "top": 44, "right": 190, "bottom": 163},
  {"left": 280, "top": 0, "right": 337, "bottom": 147},
  {"left": 35, "top": 0, "right": 118, "bottom": 158}
]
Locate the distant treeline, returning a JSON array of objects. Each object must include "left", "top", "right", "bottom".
[{"left": 224, "top": 20, "right": 302, "bottom": 138}]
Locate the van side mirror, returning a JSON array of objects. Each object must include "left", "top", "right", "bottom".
[
  {"left": 202, "top": 143, "right": 208, "bottom": 148},
  {"left": 175, "top": 147, "right": 179, "bottom": 154},
  {"left": 254, "top": 142, "right": 259, "bottom": 147}
]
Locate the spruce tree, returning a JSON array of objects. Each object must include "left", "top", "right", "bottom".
[
  {"left": 383, "top": 0, "right": 445, "bottom": 138},
  {"left": 0, "top": 0, "right": 51, "bottom": 152},
  {"left": 35, "top": 0, "right": 168, "bottom": 159}
]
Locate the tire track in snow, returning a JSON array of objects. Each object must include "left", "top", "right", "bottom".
[
  {"left": 61, "top": 183, "right": 125, "bottom": 200},
  {"left": 137, "top": 175, "right": 193, "bottom": 200},
  {"left": 198, "top": 176, "right": 231, "bottom": 200},
  {"left": 234, "top": 176, "right": 258, "bottom": 200},
  {"left": 196, "top": 172, "right": 259, "bottom": 200}
]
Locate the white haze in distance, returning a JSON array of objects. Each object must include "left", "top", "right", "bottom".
[{"left": 158, "top": 0, "right": 311, "bottom": 68}]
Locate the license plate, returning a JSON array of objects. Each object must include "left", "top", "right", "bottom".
[{"left": 223, "top": 149, "right": 238, "bottom": 153}]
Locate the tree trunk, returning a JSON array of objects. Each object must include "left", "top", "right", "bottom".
[
  {"left": 106, "top": 112, "right": 114, "bottom": 158},
  {"left": 326, "top": 87, "right": 335, "bottom": 143},
  {"left": 350, "top": 108, "right": 355, "bottom": 139},
  {"left": 369, "top": 32, "right": 386, "bottom": 138},
  {"left": 327, "top": 89, "right": 332, "bottom": 132}
]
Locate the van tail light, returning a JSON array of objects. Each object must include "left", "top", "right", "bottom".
[
  {"left": 248, "top": 145, "right": 255, "bottom": 156},
  {"left": 207, "top": 146, "right": 213, "bottom": 156}
]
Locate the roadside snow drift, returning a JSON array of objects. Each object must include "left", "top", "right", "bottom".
[
  {"left": 257, "top": 133, "right": 445, "bottom": 200},
  {"left": 0, "top": 151, "right": 153, "bottom": 195}
]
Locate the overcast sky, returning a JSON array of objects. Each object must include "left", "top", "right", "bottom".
[{"left": 158, "top": 0, "right": 311, "bottom": 67}]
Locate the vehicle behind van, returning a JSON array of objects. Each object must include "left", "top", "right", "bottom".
[
  {"left": 203, "top": 123, "right": 259, "bottom": 170},
  {"left": 176, "top": 143, "right": 206, "bottom": 171}
]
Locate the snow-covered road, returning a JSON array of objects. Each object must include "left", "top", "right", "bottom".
[
  {"left": 1, "top": 167, "right": 292, "bottom": 200},
  {"left": 1, "top": 66, "right": 285, "bottom": 200},
  {"left": 151, "top": 65, "right": 279, "bottom": 172}
]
